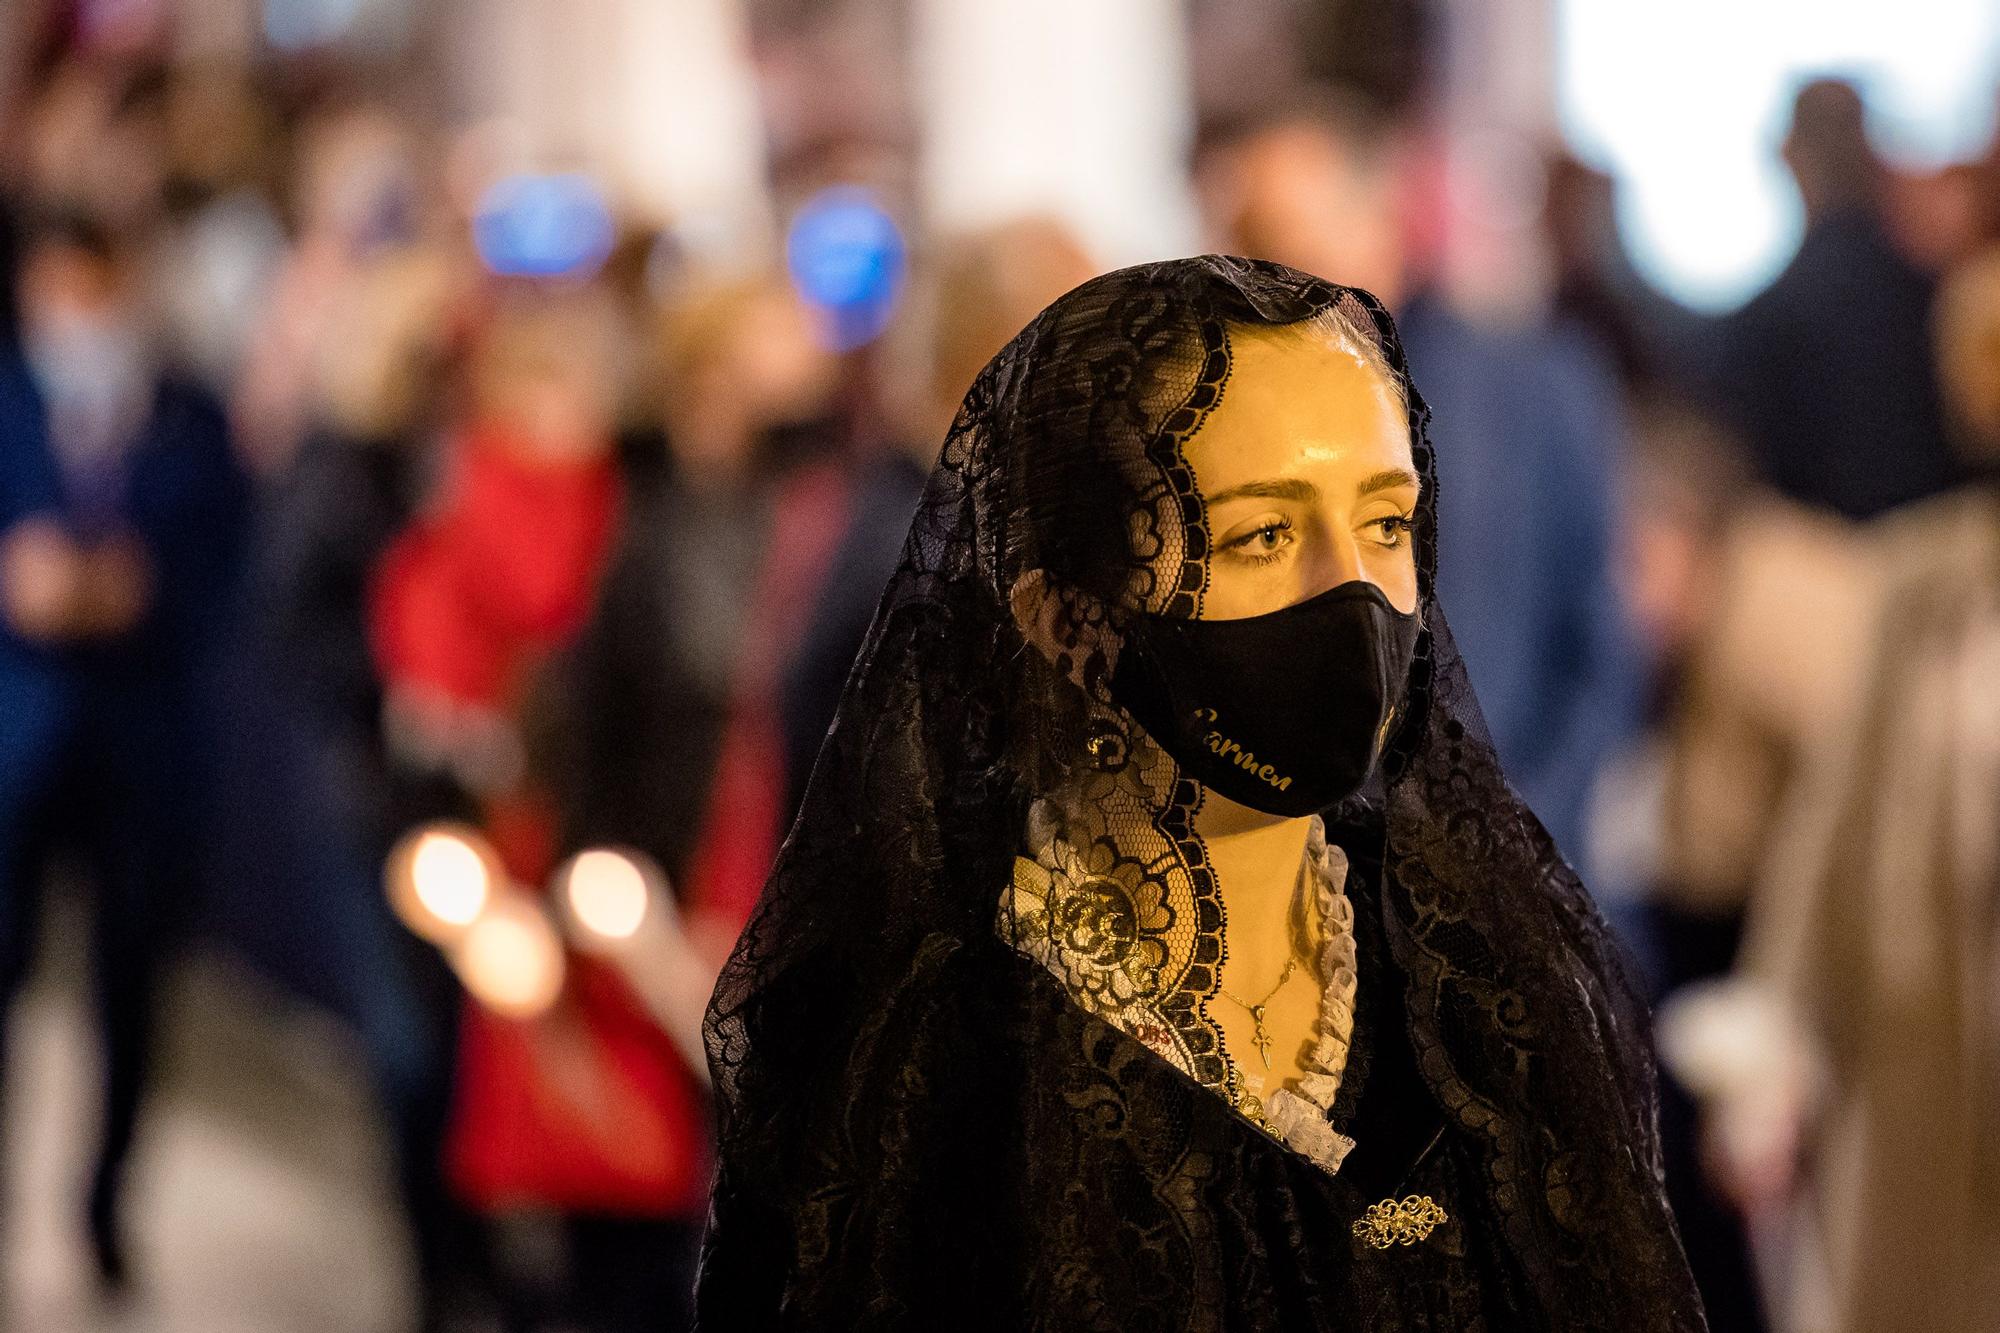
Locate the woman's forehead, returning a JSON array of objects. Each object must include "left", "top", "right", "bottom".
[{"left": 1180, "top": 329, "right": 1413, "bottom": 497}]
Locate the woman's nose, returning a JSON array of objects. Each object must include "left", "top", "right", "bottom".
[{"left": 1307, "top": 531, "right": 1370, "bottom": 597}]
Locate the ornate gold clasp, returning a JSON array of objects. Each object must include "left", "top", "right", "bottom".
[{"left": 1351, "top": 1194, "right": 1448, "bottom": 1249}]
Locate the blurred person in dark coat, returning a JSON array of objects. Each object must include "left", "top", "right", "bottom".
[
  {"left": 204, "top": 238, "right": 478, "bottom": 1330},
  {"left": 779, "top": 217, "right": 1100, "bottom": 815},
  {"left": 1708, "top": 78, "right": 1960, "bottom": 520},
  {"left": 1195, "top": 93, "right": 1643, "bottom": 889},
  {"left": 548, "top": 270, "right": 844, "bottom": 939},
  {"left": 0, "top": 212, "right": 248, "bottom": 1289}
]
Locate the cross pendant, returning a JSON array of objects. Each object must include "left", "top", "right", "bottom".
[{"left": 1250, "top": 1004, "right": 1272, "bottom": 1068}]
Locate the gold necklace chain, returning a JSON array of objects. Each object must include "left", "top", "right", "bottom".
[
  {"left": 1217, "top": 849, "right": 1318, "bottom": 1070},
  {"left": 1218, "top": 956, "right": 1301, "bottom": 1069}
]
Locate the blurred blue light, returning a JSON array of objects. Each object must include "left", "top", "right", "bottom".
[
  {"left": 473, "top": 173, "right": 617, "bottom": 280},
  {"left": 264, "top": 0, "right": 364, "bottom": 52},
  {"left": 786, "top": 186, "right": 906, "bottom": 351}
]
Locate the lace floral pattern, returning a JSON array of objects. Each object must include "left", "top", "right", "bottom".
[
  {"left": 1006, "top": 811, "right": 1173, "bottom": 1015},
  {"left": 1003, "top": 797, "right": 1363, "bottom": 1176},
  {"left": 996, "top": 760, "right": 1221, "bottom": 1081}
]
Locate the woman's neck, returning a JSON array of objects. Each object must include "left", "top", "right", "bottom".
[{"left": 1194, "top": 787, "right": 1314, "bottom": 977}]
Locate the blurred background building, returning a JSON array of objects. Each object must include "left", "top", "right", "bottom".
[{"left": 0, "top": 1, "right": 1994, "bottom": 1330}]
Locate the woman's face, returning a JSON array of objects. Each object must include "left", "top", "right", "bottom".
[{"left": 1180, "top": 326, "right": 1419, "bottom": 619}]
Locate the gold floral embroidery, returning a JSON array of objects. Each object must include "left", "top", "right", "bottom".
[
  {"left": 1009, "top": 838, "right": 1171, "bottom": 1012},
  {"left": 999, "top": 794, "right": 1204, "bottom": 1077}
]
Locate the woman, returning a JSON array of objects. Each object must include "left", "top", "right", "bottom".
[{"left": 696, "top": 257, "right": 1702, "bottom": 1329}]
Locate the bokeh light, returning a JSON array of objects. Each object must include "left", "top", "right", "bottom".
[
  {"left": 450, "top": 894, "right": 566, "bottom": 1020},
  {"left": 473, "top": 172, "right": 617, "bottom": 280},
  {"left": 1559, "top": 0, "right": 2000, "bottom": 309},
  {"left": 559, "top": 848, "right": 652, "bottom": 945},
  {"left": 411, "top": 832, "right": 488, "bottom": 926},
  {"left": 385, "top": 823, "right": 495, "bottom": 945},
  {"left": 785, "top": 185, "right": 906, "bottom": 351}
]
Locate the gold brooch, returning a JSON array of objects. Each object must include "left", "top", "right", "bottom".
[{"left": 1351, "top": 1195, "right": 1448, "bottom": 1249}]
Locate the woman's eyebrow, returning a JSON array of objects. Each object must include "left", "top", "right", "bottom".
[
  {"left": 1357, "top": 467, "right": 1421, "bottom": 497},
  {"left": 1204, "top": 477, "right": 1320, "bottom": 506}
]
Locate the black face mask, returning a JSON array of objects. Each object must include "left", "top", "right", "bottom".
[{"left": 1106, "top": 580, "right": 1420, "bottom": 817}]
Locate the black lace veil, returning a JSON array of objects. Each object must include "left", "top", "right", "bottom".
[{"left": 697, "top": 256, "right": 1701, "bottom": 1330}]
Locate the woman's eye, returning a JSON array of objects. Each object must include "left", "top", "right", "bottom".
[
  {"left": 1368, "top": 515, "right": 1415, "bottom": 549},
  {"left": 1225, "top": 520, "right": 1294, "bottom": 565}
]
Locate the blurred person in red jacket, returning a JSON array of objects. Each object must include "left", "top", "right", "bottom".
[
  {"left": 372, "top": 282, "right": 627, "bottom": 842},
  {"left": 371, "top": 280, "right": 713, "bottom": 1332}
]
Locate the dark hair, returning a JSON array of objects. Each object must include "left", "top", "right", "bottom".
[
  {"left": 1783, "top": 76, "right": 1882, "bottom": 207},
  {"left": 1189, "top": 82, "right": 1400, "bottom": 180}
]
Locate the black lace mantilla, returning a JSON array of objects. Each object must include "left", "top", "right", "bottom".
[{"left": 695, "top": 256, "right": 1705, "bottom": 1330}]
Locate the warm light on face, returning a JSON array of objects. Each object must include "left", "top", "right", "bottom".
[
  {"left": 1182, "top": 324, "right": 1419, "bottom": 621},
  {"left": 387, "top": 823, "right": 498, "bottom": 945},
  {"left": 562, "top": 849, "right": 651, "bottom": 942},
  {"left": 453, "top": 894, "right": 566, "bottom": 1019}
]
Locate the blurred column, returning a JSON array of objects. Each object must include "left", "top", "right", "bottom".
[
  {"left": 613, "top": 0, "right": 772, "bottom": 248},
  {"left": 742, "top": 0, "right": 915, "bottom": 188},
  {"left": 1433, "top": 0, "right": 1560, "bottom": 320},
  {"left": 1440, "top": 0, "right": 1557, "bottom": 139},
  {"left": 912, "top": 0, "right": 1200, "bottom": 266},
  {"left": 445, "top": 0, "right": 772, "bottom": 259}
]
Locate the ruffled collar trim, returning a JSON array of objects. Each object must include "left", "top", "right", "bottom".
[{"left": 1249, "top": 816, "right": 1358, "bottom": 1174}]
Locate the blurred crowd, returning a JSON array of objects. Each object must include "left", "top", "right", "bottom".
[{"left": 0, "top": 2, "right": 1995, "bottom": 1332}]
